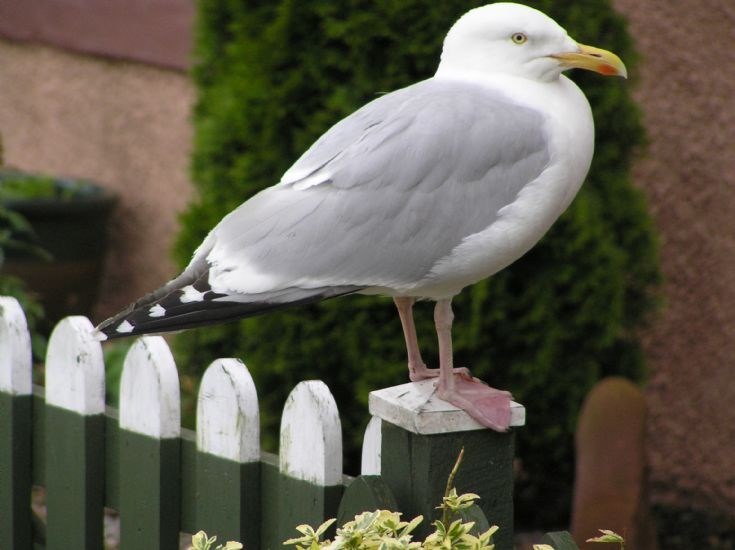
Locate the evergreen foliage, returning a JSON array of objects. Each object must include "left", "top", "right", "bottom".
[{"left": 176, "top": 0, "right": 660, "bottom": 528}]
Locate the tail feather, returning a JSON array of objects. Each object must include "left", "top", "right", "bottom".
[{"left": 95, "top": 270, "right": 361, "bottom": 340}]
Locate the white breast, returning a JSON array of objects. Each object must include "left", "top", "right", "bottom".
[{"left": 406, "top": 74, "right": 595, "bottom": 299}]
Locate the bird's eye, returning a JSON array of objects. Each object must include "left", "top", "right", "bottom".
[{"left": 511, "top": 32, "right": 528, "bottom": 44}]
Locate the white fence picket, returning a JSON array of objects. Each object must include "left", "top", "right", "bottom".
[
  {"left": 119, "top": 336, "right": 180, "bottom": 438},
  {"left": 0, "top": 297, "right": 32, "bottom": 395},
  {"left": 279, "top": 380, "right": 342, "bottom": 485},
  {"left": 45, "top": 316, "right": 104, "bottom": 414},
  {"left": 361, "top": 416, "right": 382, "bottom": 475},
  {"left": 197, "top": 358, "right": 260, "bottom": 462}
]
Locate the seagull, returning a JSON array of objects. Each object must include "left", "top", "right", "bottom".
[{"left": 96, "top": 2, "right": 627, "bottom": 431}]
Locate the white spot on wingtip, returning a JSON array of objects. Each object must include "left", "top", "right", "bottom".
[
  {"left": 91, "top": 329, "right": 108, "bottom": 342},
  {"left": 116, "top": 320, "right": 134, "bottom": 334},
  {"left": 149, "top": 304, "right": 166, "bottom": 317},
  {"left": 180, "top": 285, "right": 205, "bottom": 303}
]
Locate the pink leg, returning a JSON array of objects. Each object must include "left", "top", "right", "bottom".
[
  {"left": 434, "top": 299, "right": 512, "bottom": 432},
  {"left": 394, "top": 297, "right": 470, "bottom": 382},
  {"left": 434, "top": 298, "right": 457, "bottom": 392},
  {"left": 394, "top": 297, "right": 433, "bottom": 381}
]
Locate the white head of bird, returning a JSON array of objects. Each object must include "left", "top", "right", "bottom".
[{"left": 437, "top": 2, "right": 627, "bottom": 82}]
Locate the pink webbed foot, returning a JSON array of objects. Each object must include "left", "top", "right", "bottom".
[{"left": 436, "top": 373, "right": 512, "bottom": 432}]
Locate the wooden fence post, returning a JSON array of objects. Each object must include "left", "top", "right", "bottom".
[
  {"left": 262, "top": 380, "right": 343, "bottom": 548},
  {"left": 370, "top": 379, "right": 525, "bottom": 550},
  {"left": 196, "top": 358, "right": 261, "bottom": 549},
  {"left": 0, "top": 297, "right": 33, "bottom": 550},
  {"left": 44, "top": 316, "right": 106, "bottom": 550},
  {"left": 118, "top": 336, "right": 181, "bottom": 550}
]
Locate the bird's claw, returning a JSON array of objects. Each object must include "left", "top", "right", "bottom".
[{"left": 409, "top": 364, "right": 472, "bottom": 382}]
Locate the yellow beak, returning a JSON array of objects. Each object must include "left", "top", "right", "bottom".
[{"left": 551, "top": 43, "right": 628, "bottom": 78}]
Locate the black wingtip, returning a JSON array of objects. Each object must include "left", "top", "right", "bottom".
[{"left": 96, "top": 286, "right": 362, "bottom": 340}]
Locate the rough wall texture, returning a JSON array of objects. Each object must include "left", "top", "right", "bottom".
[
  {"left": 0, "top": 39, "right": 195, "bottom": 319},
  {"left": 612, "top": 0, "right": 735, "bottom": 516}
]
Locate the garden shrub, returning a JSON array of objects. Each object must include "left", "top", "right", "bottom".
[{"left": 175, "top": 0, "right": 660, "bottom": 529}]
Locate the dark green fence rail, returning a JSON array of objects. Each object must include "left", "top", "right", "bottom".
[{"left": 0, "top": 296, "right": 568, "bottom": 550}]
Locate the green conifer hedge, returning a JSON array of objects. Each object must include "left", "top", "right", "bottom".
[{"left": 175, "top": 0, "right": 660, "bottom": 528}]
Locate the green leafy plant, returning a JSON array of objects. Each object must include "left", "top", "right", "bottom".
[
  {"left": 587, "top": 529, "right": 626, "bottom": 549},
  {"left": 0, "top": 172, "right": 59, "bottom": 201},
  {"left": 0, "top": 203, "right": 52, "bottom": 261},
  {"left": 283, "top": 493, "right": 497, "bottom": 550},
  {"left": 439, "top": 447, "right": 471, "bottom": 525},
  {"left": 0, "top": 170, "right": 99, "bottom": 202},
  {"left": 189, "top": 530, "right": 243, "bottom": 550}
]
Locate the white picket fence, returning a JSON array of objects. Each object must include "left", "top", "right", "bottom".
[
  {"left": 0, "top": 296, "right": 392, "bottom": 549},
  {"left": 0, "top": 295, "right": 380, "bottom": 466},
  {"left": 0, "top": 295, "right": 518, "bottom": 550}
]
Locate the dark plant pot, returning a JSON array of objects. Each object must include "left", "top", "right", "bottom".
[{"left": 1, "top": 171, "right": 117, "bottom": 330}]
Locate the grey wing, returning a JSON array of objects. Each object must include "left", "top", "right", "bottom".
[
  {"left": 279, "top": 89, "right": 410, "bottom": 187},
  {"left": 204, "top": 78, "right": 551, "bottom": 298}
]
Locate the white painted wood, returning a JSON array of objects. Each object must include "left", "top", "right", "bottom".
[
  {"left": 197, "top": 358, "right": 260, "bottom": 463},
  {"left": 360, "top": 416, "right": 382, "bottom": 475},
  {"left": 45, "top": 316, "right": 105, "bottom": 415},
  {"left": 369, "top": 379, "right": 526, "bottom": 435},
  {"left": 279, "top": 380, "right": 342, "bottom": 486},
  {"left": 119, "top": 336, "right": 180, "bottom": 438},
  {"left": 0, "top": 297, "right": 32, "bottom": 395}
]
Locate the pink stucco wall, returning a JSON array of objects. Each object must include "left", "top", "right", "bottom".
[
  {"left": 613, "top": 0, "right": 735, "bottom": 516},
  {"left": 0, "top": 40, "right": 195, "bottom": 319}
]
